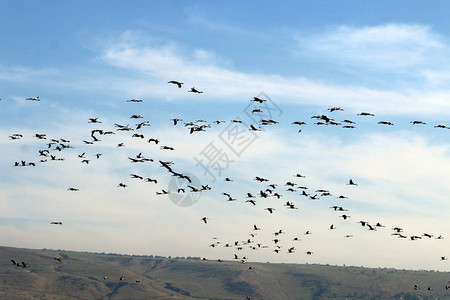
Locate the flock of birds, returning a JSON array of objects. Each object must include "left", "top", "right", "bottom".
[{"left": 4, "top": 81, "right": 450, "bottom": 294}]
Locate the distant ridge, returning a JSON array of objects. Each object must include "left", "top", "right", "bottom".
[{"left": 1, "top": 245, "right": 449, "bottom": 299}]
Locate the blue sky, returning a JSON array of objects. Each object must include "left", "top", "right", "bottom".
[{"left": 1, "top": 1, "right": 449, "bottom": 271}]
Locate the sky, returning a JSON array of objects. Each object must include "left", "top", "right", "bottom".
[{"left": 1, "top": 1, "right": 449, "bottom": 272}]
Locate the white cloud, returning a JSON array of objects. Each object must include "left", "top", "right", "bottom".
[
  {"left": 3, "top": 26, "right": 450, "bottom": 117},
  {"left": 0, "top": 65, "right": 59, "bottom": 82},
  {"left": 1, "top": 111, "right": 450, "bottom": 271},
  {"left": 297, "top": 24, "right": 446, "bottom": 70},
  {"left": 95, "top": 30, "right": 450, "bottom": 117}
]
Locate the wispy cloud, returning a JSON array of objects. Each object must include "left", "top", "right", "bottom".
[
  {"left": 1, "top": 106, "right": 449, "bottom": 270},
  {"left": 0, "top": 65, "right": 59, "bottom": 83},
  {"left": 3, "top": 26, "right": 450, "bottom": 117},
  {"left": 297, "top": 24, "right": 446, "bottom": 70},
  {"left": 96, "top": 30, "right": 450, "bottom": 116}
]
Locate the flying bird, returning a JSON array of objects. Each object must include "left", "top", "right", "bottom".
[
  {"left": 249, "top": 124, "right": 261, "bottom": 131},
  {"left": 88, "top": 118, "right": 101, "bottom": 123},
  {"left": 328, "top": 107, "right": 343, "bottom": 112},
  {"left": 156, "top": 189, "right": 170, "bottom": 195},
  {"left": 347, "top": 179, "right": 358, "bottom": 186},
  {"left": 251, "top": 97, "right": 266, "bottom": 103},
  {"left": 245, "top": 199, "right": 256, "bottom": 206},
  {"left": 160, "top": 146, "right": 174, "bottom": 150},
  {"left": 148, "top": 138, "right": 160, "bottom": 144},
  {"left": 434, "top": 124, "right": 449, "bottom": 129},
  {"left": 171, "top": 118, "right": 182, "bottom": 125},
  {"left": 411, "top": 120, "right": 426, "bottom": 125},
  {"left": 188, "top": 87, "right": 203, "bottom": 94},
  {"left": 254, "top": 176, "right": 269, "bottom": 182},
  {"left": 378, "top": 121, "right": 394, "bottom": 126},
  {"left": 136, "top": 121, "right": 150, "bottom": 129},
  {"left": 292, "top": 121, "right": 306, "bottom": 125},
  {"left": 168, "top": 80, "right": 184, "bottom": 88},
  {"left": 26, "top": 96, "right": 40, "bottom": 101}
]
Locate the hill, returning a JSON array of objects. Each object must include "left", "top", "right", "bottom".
[{"left": 1, "top": 246, "right": 449, "bottom": 299}]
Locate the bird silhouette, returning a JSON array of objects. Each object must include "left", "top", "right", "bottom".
[
  {"left": 160, "top": 145, "right": 174, "bottom": 150},
  {"left": 245, "top": 199, "right": 256, "bottom": 206},
  {"left": 434, "top": 124, "right": 449, "bottom": 129},
  {"left": 347, "top": 179, "right": 358, "bottom": 186},
  {"left": 411, "top": 120, "right": 426, "bottom": 125},
  {"left": 249, "top": 124, "right": 261, "bottom": 131},
  {"left": 168, "top": 80, "right": 184, "bottom": 88},
  {"left": 26, "top": 96, "right": 40, "bottom": 101},
  {"left": 251, "top": 97, "right": 266, "bottom": 103},
  {"left": 378, "top": 121, "right": 394, "bottom": 126},
  {"left": 156, "top": 189, "right": 170, "bottom": 195},
  {"left": 188, "top": 87, "right": 203, "bottom": 94},
  {"left": 88, "top": 118, "right": 101, "bottom": 123},
  {"left": 328, "top": 107, "right": 343, "bottom": 112},
  {"left": 148, "top": 138, "right": 160, "bottom": 144},
  {"left": 171, "top": 118, "right": 182, "bottom": 125},
  {"left": 292, "top": 121, "right": 306, "bottom": 125}
]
